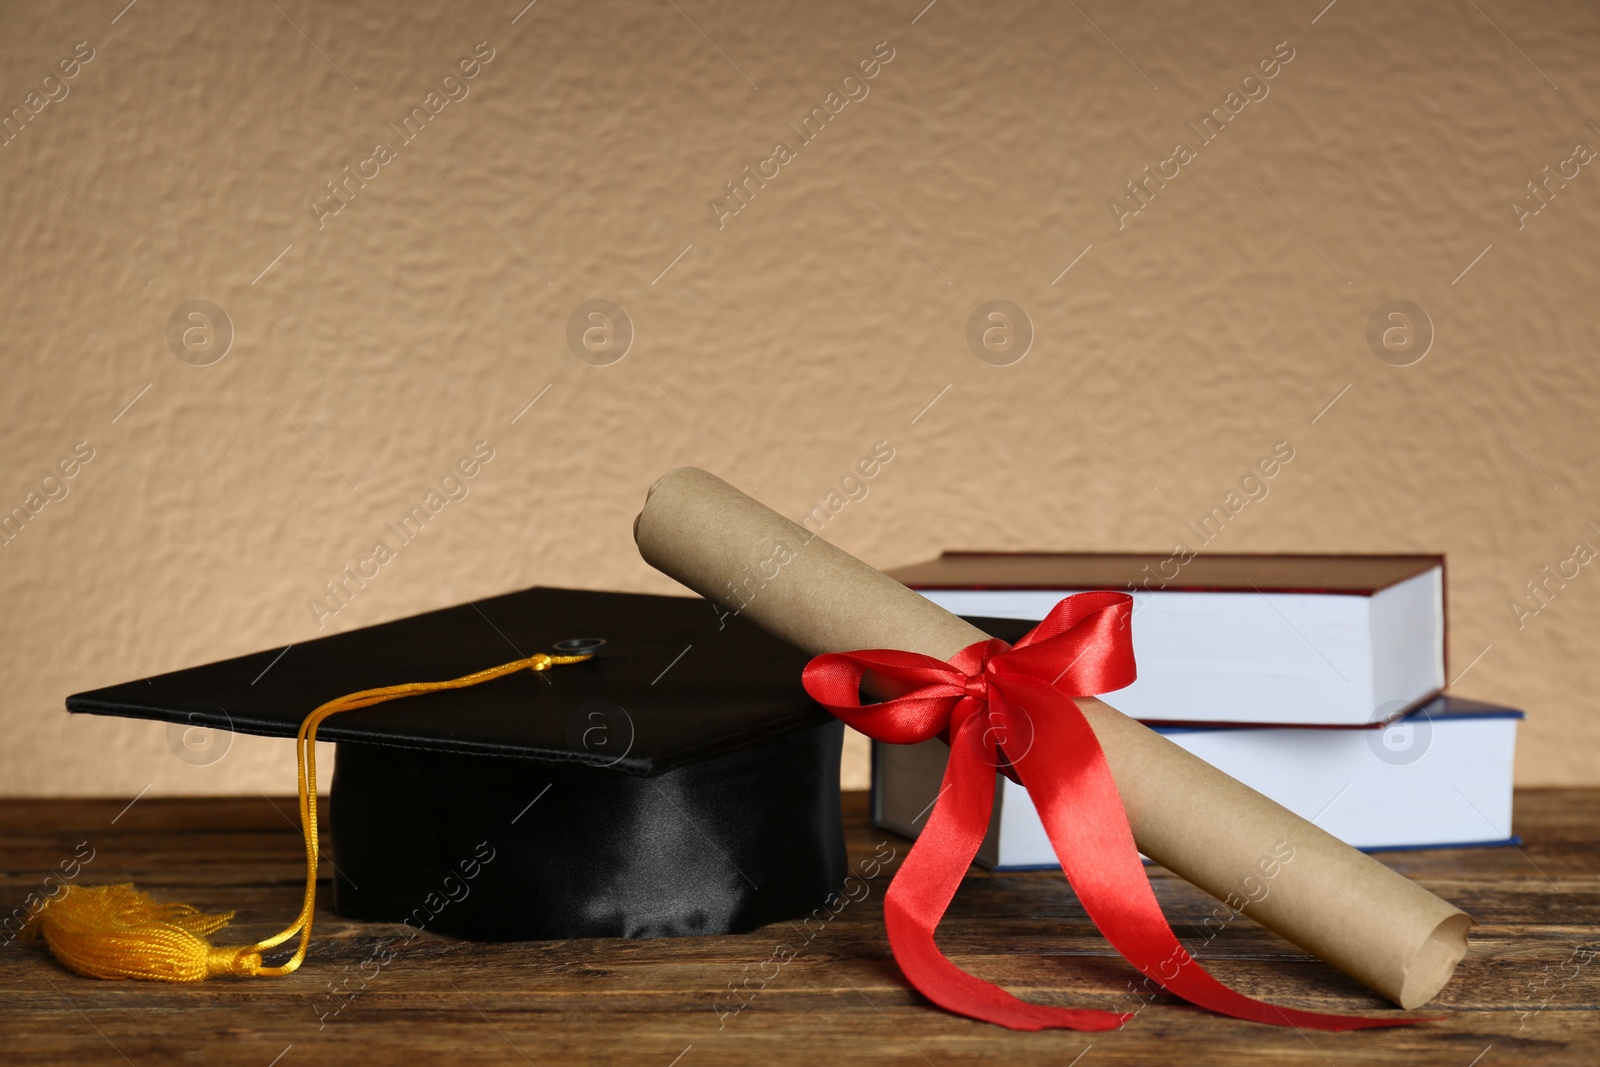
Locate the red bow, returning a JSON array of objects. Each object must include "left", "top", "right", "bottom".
[{"left": 803, "top": 591, "right": 1421, "bottom": 1031}]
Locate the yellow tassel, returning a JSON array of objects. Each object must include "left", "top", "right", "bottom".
[
  {"left": 21, "top": 884, "right": 262, "bottom": 981},
  {"left": 28, "top": 651, "right": 591, "bottom": 981}
]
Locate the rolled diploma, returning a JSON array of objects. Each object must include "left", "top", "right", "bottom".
[{"left": 634, "top": 467, "right": 1471, "bottom": 1009}]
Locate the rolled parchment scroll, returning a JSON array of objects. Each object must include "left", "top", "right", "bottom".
[{"left": 634, "top": 467, "right": 1471, "bottom": 1009}]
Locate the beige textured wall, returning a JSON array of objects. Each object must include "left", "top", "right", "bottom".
[{"left": 1, "top": 0, "right": 1596, "bottom": 798}]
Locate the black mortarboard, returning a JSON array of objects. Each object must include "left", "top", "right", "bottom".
[{"left": 65, "top": 587, "right": 846, "bottom": 943}]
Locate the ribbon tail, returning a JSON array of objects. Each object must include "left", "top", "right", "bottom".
[
  {"left": 997, "top": 677, "right": 1426, "bottom": 1031},
  {"left": 883, "top": 711, "right": 1130, "bottom": 1032}
]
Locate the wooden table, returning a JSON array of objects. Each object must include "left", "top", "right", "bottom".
[{"left": 3, "top": 789, "right": 1596, "bottom": 1065}]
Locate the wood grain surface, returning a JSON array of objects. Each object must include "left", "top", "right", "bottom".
[{"left": 2, "top": 789, "right": 1596, "bottom": 1065}]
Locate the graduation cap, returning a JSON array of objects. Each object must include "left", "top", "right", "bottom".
[{"left": 26, "top": 587, "right": 847, "bottom": 981}]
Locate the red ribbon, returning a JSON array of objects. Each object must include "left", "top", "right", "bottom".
[{"left": 803, "top": 591, "right": 1424, "bottom": 1031}]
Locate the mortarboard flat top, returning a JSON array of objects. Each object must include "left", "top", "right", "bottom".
[{"left": 65, "top": 586, "right": 830, "bottom": 777}]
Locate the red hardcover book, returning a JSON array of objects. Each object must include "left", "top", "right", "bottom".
[{"left": 889, "top": 552, "right": 1446, "bottom": 726}]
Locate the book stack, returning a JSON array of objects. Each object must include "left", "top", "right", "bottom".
[{"left": 873, "top": 552, "right": 1520, "bottom": 869}]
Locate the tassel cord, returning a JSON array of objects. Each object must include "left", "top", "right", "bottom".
[{"left": 23, "top": 652, "right": 592, "bottom": 981}]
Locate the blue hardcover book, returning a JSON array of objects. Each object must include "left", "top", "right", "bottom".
[{"left": 872, "top": 695, "right": 1521, "bottom": 870}]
